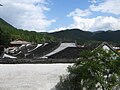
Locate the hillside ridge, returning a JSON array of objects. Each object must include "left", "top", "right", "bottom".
[{"left": 1, "top": 18, "right": 120, "bottom": 46}]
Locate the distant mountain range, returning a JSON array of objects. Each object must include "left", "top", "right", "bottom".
[
  {"left": 0, "top": 18, "right": 120, "bottom": 45},
  {"left": 49, "top": 29, "right": 93, "bottom": 42},
  {"left": 50, "top": 29, "right": 120, "bottom": 43}
]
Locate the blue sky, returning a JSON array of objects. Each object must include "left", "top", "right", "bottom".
[
  {"left": 0, "top": 0, "right": 120, "bottom": 32},
  {"left": 46, "top": 0, "right": 91, "bottom": 31}
]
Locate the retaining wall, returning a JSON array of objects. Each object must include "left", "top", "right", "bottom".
[{"left": 0, "top": 58, "right": 76, "bottom": 64}]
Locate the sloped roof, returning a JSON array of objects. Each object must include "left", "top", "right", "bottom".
[
  {"left": 48, "top": 47, "right": 88, "bottom": 59},
  {"left": 42, "top": 43, "right": 76, "bottom": 58},
  {"left": 93, "top": 42, "right": 119, "bottom": 55},
  {"left": 10, "top": 40, "right": 31, "bottom": 45},
  {"left": 2, "top": 53, "right": 17, "bottom": 59}
]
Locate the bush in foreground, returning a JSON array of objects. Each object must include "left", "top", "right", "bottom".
[{"left": 55, "top": 49, "right": 120, "bottom": 90}]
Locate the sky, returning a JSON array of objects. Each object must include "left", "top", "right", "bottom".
[{"left": 0, "top": 0, "right": 120, "bottom": 32}]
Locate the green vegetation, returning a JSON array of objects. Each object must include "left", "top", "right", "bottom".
[
  {"left": 50, "top": 29, "right": 93, "bottom": 42},
  {"left": 1, "top": 18, "right": 120, "bottom": 47},
  {"left": 50, "top": 29, "right": 120, "bottom": 44},
  {"left": 93, "top": 30, "right": 120, "bottom": 43},
  {"left": 55, "top": 49, "right": 120, "bottom": 90},
  {"left": 0, "top": 18, "right": 55, "bottom": 47},
  {"left": 0, "top": 27, "right": 11, "bottom": 47},
  {"left": 0, "top": 45, "right": 4, "bottom": 55}
]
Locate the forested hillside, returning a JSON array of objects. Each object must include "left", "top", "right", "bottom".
[
  {"left": 50, "top": 29, "right": 93, "bottom": 41},
  {"left": 0, "top": 18, "right": 54, "bottom": 47},
  {"left": 1, "top": 18, "right": 120, "bottom": 47},
  {"left": 50, "top": 29, "right": 120, "bottom": 44},
  {"left": 93, "top": 30, "right": 120, "bottom": 42}
]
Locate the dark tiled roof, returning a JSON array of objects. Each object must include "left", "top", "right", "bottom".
[
  {"left": 26, "top": 42, "right": 60, "bottom": 58},
  {"left": 48, "top": 47, "right": 89, "bottom": 59},
  {"left": 93, "top": 42, "right": 119, "bottom": 55}
]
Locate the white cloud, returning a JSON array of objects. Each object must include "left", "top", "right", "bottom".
[
  {"left": 58, "top": 0, "right": 120, "bottom": 32},
  {"left": 0, "top": 0, "right": 55, "bottom": 32},
  {"left": 69, "top": 16, "right": 120, "bottom": 31},
  {"left": 49, "top": 27, "right": 72, "bottom": 33},
  {"left": 51, "top": 16, "right": 120, "bottom": 32},
  {"left": 88, "top": 0, "right": 103, "bottom": 3},
  {"left": 90, "top": 0, "right": 120, "bottom": 15},
  {"left": 67, "top": 8, "right": 91, "bottom": 17}
]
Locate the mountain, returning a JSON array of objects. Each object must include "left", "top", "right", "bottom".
[
  {"left": 1, "top": 18, "right": 120, "bottom": 46},
  {"left": 50, "top": 29, "right": 120, "bottom": 43},
  {"left": 49, "top": 29, "right": 93, "bottom": 42},
  {"left": 0, "top": 18, "right": 54, "bottom": 46},
  {"left": 93, "top": 30, "right": 120, "bottom": 42}
]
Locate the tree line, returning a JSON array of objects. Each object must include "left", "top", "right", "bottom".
[{"left": 0, "top": 18, "right": 55, "bottom": 47}]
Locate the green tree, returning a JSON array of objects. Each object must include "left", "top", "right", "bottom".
[
  {"left": 55, "top": 49, "right": 120, "bottom": 90},
  {"left": 0, "top": 27, "right": 10, "bottom": 47}
]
